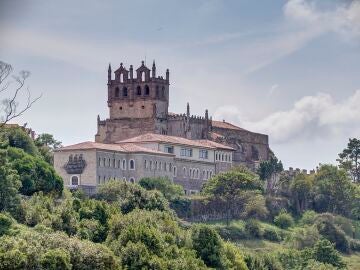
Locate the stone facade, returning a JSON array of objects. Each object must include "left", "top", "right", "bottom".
[
  {"left": 96, "top": 61, "right": 270, "bottom": 169},
  {"left": 54, "top": 136, "right": 234, "bottom": 195}
]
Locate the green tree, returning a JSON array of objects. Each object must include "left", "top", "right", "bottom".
[
  {"left": 337, "top": 138, "right": 360, "bottom": 183},
  {"left": 312, "top": 239, "right": 346, "bottom": 268},
  {"left": 7, "top": 147, "right": 63, "bottom": 195},
  {"left": 258, "top": 154, "right": 283, "bottom": 181},
  {"left": 313, "top": 165, "right": 356, "bottom": 218},
  {"left": 0, "top": 150, "right": 22, "bottom": 218},
  {"left": 139, "top": 177, "right": 184, "bottom": 201},
  {"left": 202, "top": 166, "right": 263, "bottom": 225},
  {"left": 290, "top": 173, "right": 313, "bottom": 214},
  {"left": 35, "top": 133, "right": 62, "bottom": 164},
  {"left": 191, "top": 225, "right": 223, "bottom": 269},
  {"left": 40, "top": 249, "right": 71, "bottom": 270}
]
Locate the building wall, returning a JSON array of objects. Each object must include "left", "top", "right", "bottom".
[
  {"left": 54, "top": 150, "right": 97, "bottom": 187},
  {"left": 173, "top": 159, "right": 215, "bottom": 194}
]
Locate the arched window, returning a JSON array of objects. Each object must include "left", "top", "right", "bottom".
[
  {"left": 136, "top": 86, "right": 141, "bottom": 95},
  {"left": 150, "top": 160, "right": 153, "bottom": 170},
  {"left": 189, "top": 168, "right": 192, "bottom": 178},
  {"left": 144, "top": 85, "right": 150, "bottom": 96},
  {"left": 129, "top": 178, "right": 135, "bottom": 183},
  {"left": 123, "top": 87, "right": 128, "bottom": 97},
  {"left": 129, "top": 159, "right": 135, "bottom": 170},
  {"left": 155, "top": 161, "right": 158, "bottom": 170},
  {"left": 159, "top": 162, "right": 162, "bottom": 171},
  {"left": 122, "top": 159, "right": 126, "bottom": 170},
  {"left": 203, "top": 170, "right": 206, "bottom": 179},
  {"left": 222, "top": 154, "right": 224, "bottom": 161},
  {"left": 144, "top": 160, "right": 147, "bottom": 169},
  {"left": 120, "top": 73, "right": 124, "bottom": 83},
  {"left": 183, "top": 167, "right": 187, "bottom": 178},
  {"left": 141, "top": 72, "right": 145, "bottom": 82},
  {"left": 71, "top": 176, "right": 79, "bottom": 186},
  {"left": 115, "top": 87, "right": 120, "bottom": 97},
  {"left": 118, "top": 160, "right": 121, "bottom": 168},
  {"left": 173, "top": 166, "right": 177, "bottom": 177},
  {"left": 98, "top": 157, "right": 101, "bottom": 167}
]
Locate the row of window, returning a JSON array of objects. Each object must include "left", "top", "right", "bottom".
[
  {"left": 144, "top": 160, "right": 177, "bottom": 177},
  {"left": 215, "top": 152, "right": 232, "bottom": 162},
  {"left": 97, "top": 176, "right": 135, "bottom": 185},
  {"left": 114, "top": 85, "right": 165, "bottom": 99},
  {"left": 98, "top": 157, "right": 135, "bottom": 170},
  {"left": 183, "top": 167, "right": 213, "bottom": 180}
]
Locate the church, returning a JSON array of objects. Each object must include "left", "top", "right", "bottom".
[{"left": 54, "top": 60, "right": 270, "bottom": 195}]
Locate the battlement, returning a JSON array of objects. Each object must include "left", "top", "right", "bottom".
[{"left": 283, "top": 167, "right": 316, "bottom": 176}]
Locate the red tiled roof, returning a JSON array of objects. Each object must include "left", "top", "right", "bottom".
[
  {"left": 118, "top": 133, "right": 234, "bottom": 150},
  {"left": 194, "top": 140, "right": 234, "bottom": 150},
  {"left": 211, "top": 120, "right": 245, "bottom": 131},
  {"left": 56, "top": 141, "right": 173, "bottom": 156}
]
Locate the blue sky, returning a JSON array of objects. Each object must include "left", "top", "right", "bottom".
[{"left": 1, "top": 0, "right": 360, "bottom": 170}]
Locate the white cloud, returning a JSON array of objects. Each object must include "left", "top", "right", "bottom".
[
  {"left": 214, "top": 90, "right": 360, "bottom": 144},
  {"left": 284, "top": 0, "right": 360, "bottom": 39}
]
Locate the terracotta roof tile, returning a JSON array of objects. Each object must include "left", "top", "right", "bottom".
[
  {"left": 118, "top": 133, "right": 234, "bottom": 150},
  {"left": 211, "top": 120, "right": 245, "bottom": 131},
  {"left": 56, "top": 141, "right": 173, "bottom": 156}
]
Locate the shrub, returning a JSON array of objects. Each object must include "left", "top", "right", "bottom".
[
  {"left": 300, "top": 210, "right": 317, "bottom": 226},
  {"left": 312, "top": 239, "right": 346, "bottom": 268},
  {"left": 287, "top": 226, "right": 320, "bottom": 250},
  {"left": 221, "top": 242, "right": 248, "bottom": 270},
  {"left": 274, "top": 210, "right": 294, "bottom": 229},
  {"left": 245, "top": 219, "right": 263, "bottom": 238},
  {"left": 40, "top": 249, "right": 71, "bottom": 270},
  {"left": 191, "top": 224, "right": 223, "bottom": 268},
  {"left": 350, "top": 239, "right": 360, "bottom": 252},
  {"left": 315, "top": 214, "right": 350, "bottom": 253},
  {"left": 263, "top": 227, "right": 282, "bottom": 242},
  {"left": 216, "top": 225, "right": 248, "bottom": 241},
  {"left": 0, "top": 213, "right": 13, "bottom": 236}
]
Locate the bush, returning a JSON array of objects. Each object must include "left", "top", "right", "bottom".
[
  {"left": 191, "top": 225, "right": 223, "bottom": 268},
  {"left": 274, "top": 210, "right": 294, "bottom": 229},
  {"left": 215, "top": 225, "right": 248, "bottom": 241},
  {"left": 287, "top": 226, "right": 320, "bottom": 250},
  {"left": 263, "top": 227, "right": 282, "bottom": 242},
  {"left": 0, "top": 213, "right": 13, "bottom": 236},
  {"left": 245, "top": 219, "right": 262, "bottom": 238},
  {"left": 315, "top": 214, "right": 350, "bottom": 253},
  {"left": 300, "top": 210, "right": 317, "bottom": 226},
  {"left": 312, "top": 239, "right": 346, "bottom": 268},
  {"left": 40, "top": 249, "right": 71, "bottom": 270},
  {"left": 350, "top": 239, "right": 360, "bottom": 252}
]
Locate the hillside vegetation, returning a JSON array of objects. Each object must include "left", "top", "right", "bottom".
[{"left": 0, "top": 126, "right": 359, "bottom": 269}]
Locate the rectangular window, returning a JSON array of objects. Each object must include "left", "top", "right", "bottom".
[
  {"left": 199, "top": 149, "right": 208, "bottom": 159},
  {"left": 164, "top": 145, "right": 174, "bottom": 154},
  {"left": 180, "top": 148, "right": 192, "bottom": 157}
]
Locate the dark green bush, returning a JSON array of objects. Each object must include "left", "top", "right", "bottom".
[
  {"left": 274, "top": 210, "right": 294, "bottom": 229},
  {"left": 245, "top": 219, "right": 263, "bottom": 238},
  {"left": 263, "top": 227, "right": 282, "bottom": 242}
]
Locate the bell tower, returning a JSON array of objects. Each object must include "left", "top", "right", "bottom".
[{"left": 96, "top": 60, "right": 170, "bottom": 143}]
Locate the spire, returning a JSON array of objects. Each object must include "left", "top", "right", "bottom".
[
  {"left": 205, "top": 109, "right": 209, "bottom": 120},
  {"left": 152, "top": 60, "right": 156, "bottom": 78},
  {"left": 108, "top": 63, "right": 112, "bottom": 83},
  {"left": 186, "top": 102, "right": 190, "bottom": 117},
  {"left": 130, "top": 65, "right": 133, "bottom": 79},
  {"left": 166, "top": 68, "right": 169, "bottom": 82}
]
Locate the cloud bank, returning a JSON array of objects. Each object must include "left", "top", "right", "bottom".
[{"left": 214, "top": 90, "right": 360, "bottom": 144}]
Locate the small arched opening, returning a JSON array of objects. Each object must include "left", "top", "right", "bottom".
[
  {"left": 71, "top": 176, "right": 79, "bottom": 186},
  {"left": 129, "top": 159, "right": 135, "bottom": 170},
  {"left": 115, "top": 87, "right": 120, "bottom": 97},
  {"left": 123, "top": 87, "right": 128, "bottom": 97},
  {"left": 136, "top": 86, "right": 141, "bottom": 96},
  {"left": 141, "top": 72, "right": 145, "bottom": 82},
  {"left": 144, "top": 85, "right": 150, "bottom": 96},
  {"left": 120, "top": 73, "right": 124, "bottom": 83}
]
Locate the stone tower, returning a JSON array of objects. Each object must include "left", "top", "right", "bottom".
[{"left": 95, "top": 61, "right": 170, "bottom": 143}]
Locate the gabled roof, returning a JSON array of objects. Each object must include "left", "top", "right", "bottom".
[
  {"left": 56, "top": 141, "right": 173, "bottom": 156},
  {"left": 117, "top": 133, "right": 234, "bottom": 150}
]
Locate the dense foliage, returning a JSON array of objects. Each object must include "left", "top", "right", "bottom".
[{"left": 0, "top": 126, "right": 359, "bottom": 269}]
